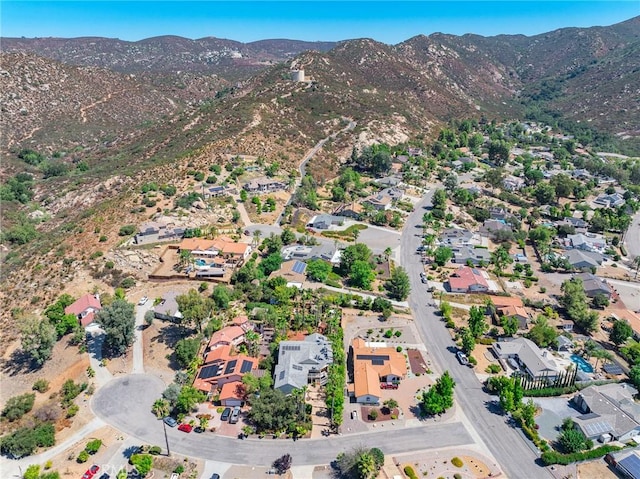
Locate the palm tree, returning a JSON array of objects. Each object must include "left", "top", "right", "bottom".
[
  {"left": 383, "top": 247, "right": 392, "bottom": 261},
  {"left": 252, "top": 229, "right": 262, "bottom": 248},
  {"left": 593, "top": 349, "right": 614, "bottom": 372},
  {"left": 352, "top": 228, "right": 360, "bottom": 243}
]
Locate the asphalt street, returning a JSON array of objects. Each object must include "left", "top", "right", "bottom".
[
  {"left": 399, "top": 189, "right": 553, "bottom": 479},
  {"left": 625, "top": 210, "right": 640, "bottom": 261},
  {"left": 92, "top": 375, "right": 474, "bottom": 465}
]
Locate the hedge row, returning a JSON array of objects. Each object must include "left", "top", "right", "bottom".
[
  {"left": 541, "top": 445, "right": 621, "bottom": 466},
  {"left": 524, "top": 386, "right": 579, "bottom": 397}
]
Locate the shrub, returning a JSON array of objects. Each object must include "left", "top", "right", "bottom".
[
  {"left": 66, "top": 404, "right": 79, "bottom": 418},
  {"left": 368, "top": 409, "right": 378, "bottom": 420},
  {"left": 540, "top": 445, "right": 621, "bottom": 466},
  {"left": 0, "top": 423, "right": 55, "bottom": 458},
  {"left": 118, "top": 225, "right": 135, "bottom": 236},
  {"left": 33, "top": 379, "right": 50, "bottom": 393},
  {"left": 396, "top": 346, "right": 403, "bottom": 352},
  {"left": 404, "top": 465, "right": 419, "bottom": 479},
  {"left": 485, "top": 364, "right": 501, "bottom": 374},
  {"left": 454, "top": 475, "right": 462, "bottom": 479},
  {"left": 451, "top": 457, "right": 463, "bottom": 468},
  {"left": 24, "top": 465, "right": 40, "bottom": 479},
  {"left": 130, "top": 454, "right": 153, "bottom": 477},
  {"left": 174, "top": 465, "right": 185, "bottom": 474},
  {"left": 44, "top": 460, "right": 53, "bottom": 469},
  {"left": 99, "top": 235, "right": 107, "bottom": 242},
  {"left": 2, "top": 393, "right": 36, "bottom": 421},
  {"left": 77, "top": 450, "right": 89, "bottom": 463},
  {"left": 148, "top": 445, "right": 162, "bottom": 455},
  {"left": 85, "top": 439, "right": 102, "bottom": 454}
]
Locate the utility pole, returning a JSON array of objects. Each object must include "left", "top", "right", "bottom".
[{"left": 163, "top": 420, "right": 171, "bottom": 457}]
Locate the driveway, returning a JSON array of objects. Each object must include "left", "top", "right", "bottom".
[
  {"left": 533, "top": 397, "right": 583, "bottom": 441},
  {"left": 91, "top": 375, "right": 475, "bottom": 466}
]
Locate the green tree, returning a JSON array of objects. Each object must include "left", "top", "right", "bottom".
[
  {"left": 176, "top": 289, "right": 214, "bottom": 333},
  {"left": 130, "top": 454, "right": 153, "bottom": 477},
  {"left": 2, "top": 393, "right": 35, "bottom": 421},
  {"left": 0, "top": 423, "right": 55, "bottom": 458},
  {"left": 175, "top": 386, "right": 206, "bottom": 414},
  {"left": 280, "top": 228, "right": 296, "bottom": 245},
  {"left": 340, "top": 243, "right": 372, "bottom": 275},
  {"left": 350, "top": 261, "right": 375, "bottom": 290},
  {"left": 331, "top": 185, "right": 346, "bottom": 202},
  {"left": 526, "top": 315, "right": 558, "bottom": 348},
  {"left": 491, "top": 244, "right": 513, "bottom": 276},
  {"left": 384, "top": 267, "right": 411, "bottom": 300},
  {"left": 420, "top": 371, "right": 455, "bottom": 415},
  {"left": 96, "top": 299, "right": 135, "bottom": 356},
  {"left": 162, "top": 383, "right": 181, "bottom": 407},
  {"left": 488, "top": 140, "right": 510, "bottom": 166},
  {"left": 306, "top": 259, "right": 332, "bottom": 282},
  {"left": 20, "top": 316, "right": 57, "bottom": 366},
  {"left": 610, "top": 320, "right": 633, "bottom": 346},
  {"left": 174, "top": 338, "right": 200, "bottom": 368},
  {"left": 534, "top": 183, "right": 556, "bottom": 205},
  {"left": 500, "top": 316, "right": 519, "bottom": 337},
  {"left": 44, "top": 294, "right": 78, "bottom": 337},
  {"left": 248, "top": 388, "right": 303, "bottom": 433},
  {"left": 259, "top": 252, "right": 283, "bottom": 276},
  {"left": 629, "top": 365, "right": 640, "bottom": 389},
  {"left": 558, "top": 427, "right": 589, "bottom": 453},
  {"left": 23, "top": 464, "right": 40, "bottom": 479},
  {"left": 151, "top": 398, "right": 170, "bottom": 418},
  {"left": 468, "top": 306, "right": 487, "bottom": 338},
  {"left": 211, "top": 285, "right": 231, "bottom": 309},
  {"left": 460, "top": 327, "right": 476, "bottom": 354},
  {"left": 483, "top": 168, "right": 506, "bottom": 192},
  {"left": 431, "top": 189, "right": 447, "bottom": 210},
  {"left": 433, "top": 246, "right": 453, "bottom": 266},
  {"left": 592, "top": 293, "right": 610, "bottom": 309},
  {"left": 561, "top": 278, "right": 599, "bottom": 333}
]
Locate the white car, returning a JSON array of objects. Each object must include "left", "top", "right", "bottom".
[{"left": 138, "top": 296, "right": 148, "bottom": 306}]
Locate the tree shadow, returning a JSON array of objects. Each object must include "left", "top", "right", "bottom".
[
  {"left": 0, "top": 349, "right": 41, "bottom": 376},
  {"left": 122, "top": 445, "right": 141, "bottom": 460},
  {"left": 408, "top": 404, "right": 427, "bottom": 421},
  {"left": 484, "top": 398, "right": 505, "bottom": 416}
]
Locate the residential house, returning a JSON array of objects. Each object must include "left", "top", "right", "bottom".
[
  {"left": 206, "top": 325, "right": 247, "bottom": 354},
  {"left": 451, "top": 246, "right": 491, "bottom": 265},
  {"left": 479, "top": 219, "right": 512, "bottom": 237},
  {"left": 307, "top": 214, "right": 344, "bottom": 230},
  {"left": 563, "top": 249, "right": 604, "bottom": 270},
  {"left": 447, "top": 266, "right": 489, "bottom": 293},
  {"left": 282, "top": 244, "right": 336, "bottom": 262},
  {"left": 565, "top": 233, "right": 607, "bottom": 254},
  {"left": 195, "top": 267, "right": 226, "bottom": 279},
  {"left": 334, "top": 202, "right": 363, "bottom": 219},
  {"left": 554, "top": 217, "right": 589, "bottom": 232},
  {"left": 491, "top": 338, "right": 560, "bottom": 381},
  {"left": 351, "top": 338, "right": 407, "bottom": 404},
  {"left": 408, "top": 147, "right": 423, "bottom": 157},
  {"left": 153, "top": 291, "right": 183, "bottom": 321},
  {"left": 65, "top": 294, "right": 102, "bottom": 327},
  {"left": 134, "top": 221, "right": 185, "bottom": 245},
  {"left": 362, "top": 188, "right": 403, "bottom": 211},
  {"left": 491, "top": 296, "right": 529, "bottom": 330},
  {"left": 606, "top": 448, "right": 640, "bottom": 479},
  {"left": 572, "top": 169, "right": 592, "bottom": 180},
  {"left": 193, "top": 345, "right": 259, "bottom": 398},
  {"left": 242, "top": 177, "right": 287, "bottom": 194},
  {"left": 268, "top": 260, "right": 308, "bottom": 289},
  {"left": 575, "top": 272, "right": 613, "bottom": 299},
  {"left": 503, "top": 175, "right": 525, "bottom": 191},
  {"left": 572, "top": 383, "right": 640, "bottom": 442},
  {"left": 489, "top": 207, "right": 511, "bottom": 221},
  {"left": 179, "top": 236, "right": 252, "bottom": 265},
  {"left": 393, "top": 154, "right": 409, "bottom": 164},
  {"left": 376, "top": 176, "right": 402, "bottom": 187},
  {"left": 594, "top": 192, "right": 625, "bottom": 208},
  {"left": 207, "top": 185, "right": 236, "bottom": 198},
  {"left": 438, "top": 228, "right": 478, "bottom": 247},
  {"left": 274, "top": 333, "right": 333, "bottom": 394}
]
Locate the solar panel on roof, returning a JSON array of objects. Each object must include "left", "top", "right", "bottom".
[
  {"left": 618, "top": 454, "right": 640, "bottom": 479},
  {"left": 283, "top": 345, "right": 301, "bottom": 351},
  {"left": 240, "top": 360, "right": 253, "bottom": 373},
  {"left": 199, "top": 365, "right": 220, "bottom": 379},
  {"left": 224, "top": 360, "right": 238, "bottom": 375},
  {"left": 292, "top": 261, "right": 307, "bottom": 274},
  {"left": 356, "top": 354, "right": 390, "bottom": 362},
  {"left": 603, "top": 363, "right": 624, "bottom": 375},
  {"left": 371, "top": 358, "right": 385, "bottom": 366},
  {"left": 584, "top": 421, "right": 612, "bottom": 436}
]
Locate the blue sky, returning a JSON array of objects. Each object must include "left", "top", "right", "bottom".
[{"left": 2, "top": 1, "right": 638, "bottom": 43}]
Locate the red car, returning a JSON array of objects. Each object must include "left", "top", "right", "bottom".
[
  {"left": 82, "top": 465, "right": 100, "bottom": 479},
  {"left": 178, "top": 423, "right": 193, "bottom": 433}
]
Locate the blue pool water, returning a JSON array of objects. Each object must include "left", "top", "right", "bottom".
[
  {"left": 195, "top": 259, "right": 207, "bottom": 266},
  {"left": 570, "top": 354, "right": 594, "bottom": 373}
]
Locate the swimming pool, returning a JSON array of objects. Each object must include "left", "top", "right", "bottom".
[
  {"left": 195, "top": 259, "right": 207, "bottom": 267},
  {"left": 570, "top": 354, "right": 594, "bottom": 373}
]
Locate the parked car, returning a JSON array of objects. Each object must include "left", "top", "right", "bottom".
[
  {"left": 138, "top": 296, "right": 148, "bottom": 306},
  {"left": 82, "top": 465, "right": 100, "bottom": 479},
  {"left": 210, "top": 474, "right": 220, "bottom": 479},
  {"left": 98, "top": 474, "right": 110, "bottom": 479},
  {"left": 420, "top": 272, "right": 428, "bottom": 284},
  {"left": 194, "top": 426, "right": 205, "bottom": 433},
  {"left": 163, "top": 416, "right": 178, "bottom": 427},
  {"left": 220, "top": 407, "right": 231, "bottom": 421},
  {"left": 456, "top": 351, "right": 469, "bottom": 366},
  {"left": 351, "top": 410, "right": 358, "bottom": 420},
  {"left": 229, "top": 406, "right": 241, "bottom": 424},
  {"left": 178, "top": 423, "right": 193, "bottom": 433}
]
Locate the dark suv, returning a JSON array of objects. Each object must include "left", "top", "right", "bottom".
[{"left": 220, "top": 407, "right": 231, "bottom": 421}]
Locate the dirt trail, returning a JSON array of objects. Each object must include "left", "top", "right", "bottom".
[{"left": 80, "top": 92, "right": 114, "bottom": 123}]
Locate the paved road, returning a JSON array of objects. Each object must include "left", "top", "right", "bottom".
[
  {"left": 625, "top": 211, "right": 640, "bottom": 262},
  {"left": 399, "top": 190, "right": 552, "bottom": 479},
  {"left": 133, "top": 301, "right": 152, "bottom": 374},
  {"left": 92, "top": 375, "right": 474, "bottom": 465}
]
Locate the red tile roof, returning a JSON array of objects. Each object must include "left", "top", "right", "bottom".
[
  {"left": 65, "top": 294, "right": 101, "bottom": 317},
  {"left": 448, "top": 266, "right": 489, "bottom": 291}
]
